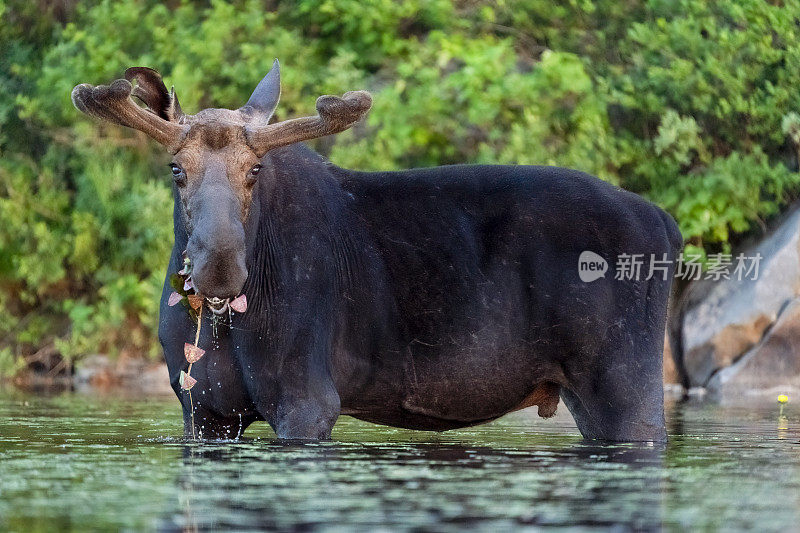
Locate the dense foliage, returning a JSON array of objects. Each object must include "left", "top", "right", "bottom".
[{"left": 2, "top": 0, "right": 799, "bottom": 374}]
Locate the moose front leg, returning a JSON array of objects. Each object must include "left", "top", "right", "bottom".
[
  {"left": 236, "top": 324, "right": 341, "bottom": 440},
  {"left": 271, "top": 378, "right": 341, "bottom": 439},
  {"left": 247, "top": 366, "right": 340, "bottom": 440}
]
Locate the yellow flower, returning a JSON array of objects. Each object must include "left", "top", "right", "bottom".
[{"left": 778, "top": 394, "right": 789, "bottom": 404}]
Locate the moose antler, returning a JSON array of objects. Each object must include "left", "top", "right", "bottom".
[
  {"left": 73, "top": 63, "right": 371, "bottom": 157},
  {"left": 71, "top": 76, "right": 189, "bottom": 153},
  {"left": 244, "top": 90, "right": 372, "bottom": 157},
  {"left": 125, "top": 67, "right": 185, "bottom": 123}
]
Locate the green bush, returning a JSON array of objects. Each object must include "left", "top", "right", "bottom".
[{"left": 1, "top": 0, "right": 799, "bottom": 374}]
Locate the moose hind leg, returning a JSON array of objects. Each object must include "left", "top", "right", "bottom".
[
  {"left": 561, "top": 287, "right": 669, "bottom": 442},
  {"left": 560, "top": 362, "right": 666, "bottom": 443}
]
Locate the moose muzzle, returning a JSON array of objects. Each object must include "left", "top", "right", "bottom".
[{"left": 184, "top": 186, "right": 248, "bottom": 300}]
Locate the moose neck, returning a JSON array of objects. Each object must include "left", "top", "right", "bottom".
[{"left": 240, "top": 144, "right": 355, "bottom": 327}]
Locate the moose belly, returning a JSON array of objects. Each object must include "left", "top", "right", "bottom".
[{"left": 399, "top": 342, "right": 561, "bottom": 426}]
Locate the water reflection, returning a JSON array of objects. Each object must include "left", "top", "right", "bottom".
[
  {"left": 0, "top": 392, "right": 798, "bottom": 531},
  {"left": 159, "top": 437, "right": 668, "bottom": 530}
]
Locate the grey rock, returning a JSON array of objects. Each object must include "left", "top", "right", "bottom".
[
  {"left": 74, "top": 354, "right": 172, "bottom": 396},
  {"left": 663, "top": 331, "right": 680, "bottom": 384},
  {"left": 681, "top": 207, "right": 800, "bottom": 386},
  {"left": 708, "top": 297, "right": 800, "bottom": 398}
]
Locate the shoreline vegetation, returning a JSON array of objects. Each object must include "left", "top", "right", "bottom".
[{"left": 3, "top": 0, "right": 800, "bottom": 380}]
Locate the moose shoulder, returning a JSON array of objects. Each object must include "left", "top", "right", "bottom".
[{"left": 72, "top": 61, "right": 682, "bottom": 442}]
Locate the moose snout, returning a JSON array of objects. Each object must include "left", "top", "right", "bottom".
[
  {"left": 190, "top": 252, "right": 248, "bottom": 299},
  {"left": 186, "top": 228, "right": 248, "bottom": 299}
]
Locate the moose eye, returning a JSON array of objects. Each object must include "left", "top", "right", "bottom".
[
  {"left": 246, "top": 164, "right": 262, "bottom": 185},
  {"left": 169, "top": 163, "right": 186, "bottom": 186}
]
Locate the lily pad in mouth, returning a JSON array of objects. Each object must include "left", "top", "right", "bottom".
[{"left": 230, "top": 294, "right": 247, "bottom": 313}]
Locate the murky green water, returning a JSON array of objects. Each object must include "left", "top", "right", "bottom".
[{"left": 0, "top": 390, "right": 798, "bottom": 532}]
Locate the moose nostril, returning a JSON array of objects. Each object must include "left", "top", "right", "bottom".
[{"left": 190, "top": 257, "right": 247, "bottom": 299}]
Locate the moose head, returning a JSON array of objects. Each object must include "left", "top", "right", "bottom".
[{"left": 72, "top": 61, "right": 371, "bottom": 305}]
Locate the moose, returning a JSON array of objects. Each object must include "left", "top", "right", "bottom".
[{"left": 72, "top": 61, "right": 682, "bottom": 442}]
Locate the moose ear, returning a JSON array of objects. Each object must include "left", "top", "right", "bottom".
[
  {"left": 242, "top": 59, "right": 280, "bottom": 119},
  {"left": 124, "top": 67, "right": 184, "bottom": 122}
]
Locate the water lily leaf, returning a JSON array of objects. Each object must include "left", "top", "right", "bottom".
[
  {"left": 180, "top": 254, "right": 192, "bottom": 276},
  {"left": 230, "top": 294, "right": 248, "bottom": 313},
  {"left": 180, "top": 371, "right": 197, "bottom": 390},
  {"left": 184, "top": 343, "right": 206, "bottom": 363},
  {"left": 168, "top": 291, "right": 182, "bottom": 306},
  {"left": 170, "top": 274, "right": 185, "bottom": 293},
  {"left": 187, "top": 294, "right": 203, "bottom": 311}
]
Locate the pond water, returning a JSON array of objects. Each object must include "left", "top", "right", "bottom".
[{"left": 0, "top": 390, "right": 798, "bottom": 532}]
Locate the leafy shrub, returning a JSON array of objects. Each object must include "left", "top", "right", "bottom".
[{"left": 1, "top": 0, "right": 799, "bottom": 373}]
